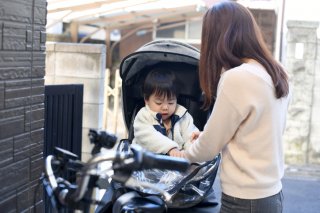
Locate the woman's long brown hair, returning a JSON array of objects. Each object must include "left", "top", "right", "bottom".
[{"left": 199, "top": 1, "right": 289, "bottom": 109}]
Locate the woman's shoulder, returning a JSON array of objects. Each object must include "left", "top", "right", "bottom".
[
  {"left": 219, "top": 66, "right": 249, "bottom": 89},
  {"left": 221, "top": 61, "right": 272, "bottom": 87}
]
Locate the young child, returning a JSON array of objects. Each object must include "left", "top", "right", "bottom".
[{"left": 132, "top": 68, "right": 199, "bottom": 157}]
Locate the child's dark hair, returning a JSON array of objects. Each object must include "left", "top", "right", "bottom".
[{"left": 143, "top": 68, "right": 178, "bottom": 100}]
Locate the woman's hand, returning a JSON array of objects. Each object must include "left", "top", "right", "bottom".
[
  {"left": 190, "top": 131, "right": 201, "bottom": 143},
  {"left": 168, "top": 148, "right": 185, "bottom": 158}
]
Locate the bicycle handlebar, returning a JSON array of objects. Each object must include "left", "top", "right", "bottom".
[
  {"left": 130, "top": 144, "right": 190, "bottom": 171},
  {"left": 44, "top": 144, "right": 190, "bottom": 209}
]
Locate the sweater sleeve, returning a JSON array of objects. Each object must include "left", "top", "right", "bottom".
[
  {"left": 133, "top": 108, "right": 179, "bottom": 154},
  {"left": 180, "top": 112, "right": 199, "bottom": 150},
  {"left": 184, "top": 72, "right": 247, "bottom": 163}
]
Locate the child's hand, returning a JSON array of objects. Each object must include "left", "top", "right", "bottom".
[
  {"left": 190, "top": 131, "right": 201, "bottom": 143},
  {"left": 168, "top": 148, "right": 185, "bottom": 158}
]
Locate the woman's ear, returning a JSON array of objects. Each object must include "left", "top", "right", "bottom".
[{"left": 144, "top": 98, "right": 149, "bottom": 106}]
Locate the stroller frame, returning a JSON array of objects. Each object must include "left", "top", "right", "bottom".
[{"left": 98, "top": 40, "right": 221, "bottom": 213}]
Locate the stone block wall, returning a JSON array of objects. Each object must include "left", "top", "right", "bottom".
[
  {"left": 309, "top": 36, "right": 320, "bottom": 163},
  {"left": 0, "top": 0, "right": 47, "bottom": 211},
  {"left": 284, "top": 20, "right": 320, "bottom": 164},
  {"left": 45, "top": 42, "right": 106, "bottom": 161}
]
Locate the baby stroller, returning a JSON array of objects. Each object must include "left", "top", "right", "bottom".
[{"left": 97, "top": 40, "right": 221, "bottom": 213}]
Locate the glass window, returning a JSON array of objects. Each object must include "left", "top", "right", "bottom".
[
  {"left": 156, "top": 23, "right": 186, "bottom": 39},
  {"left": 188, "top": 19, "right": 202, "bottom": 39}
]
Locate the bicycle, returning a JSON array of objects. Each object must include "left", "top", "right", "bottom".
[{"left": 42, "top": 129, "right": 190, "bottom": 213}]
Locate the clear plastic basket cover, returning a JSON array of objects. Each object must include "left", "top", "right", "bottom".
[
  {"left": 132, "top": 169, "right": 184, "bottom": 194},
  {"left": 130, "top": 156, "right": 220, "bottom": 208}
]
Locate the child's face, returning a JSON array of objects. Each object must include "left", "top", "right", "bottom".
[{"left": 145, "top": 94, "right": 177, "bottom": 121}]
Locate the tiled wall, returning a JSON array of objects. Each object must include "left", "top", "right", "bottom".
[{"left": 0, "top": 0, "right": 47, "bottom": 211}]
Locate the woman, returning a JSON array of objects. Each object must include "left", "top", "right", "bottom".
[{"left": 183, "top": 1, "right": 291, "bottom": 213}]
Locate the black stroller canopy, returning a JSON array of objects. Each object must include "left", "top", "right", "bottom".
[
  {"left": 120, "top": 40, "right": 209, "bottom": 137},
  {"left": 120, "top": 40, "right": 200, "bottom": 81}
]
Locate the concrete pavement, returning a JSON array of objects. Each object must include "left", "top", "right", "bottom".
[
  {"left": 282, "top": 177, "right": 320, "bottom": 213},
  {"left": 210, "top": 166, "right": 320, "bottom": 213}
]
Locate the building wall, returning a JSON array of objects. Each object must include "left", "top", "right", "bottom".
[
  {"left": 310, "top": 37, "right": 320, "bottom": 163},
  {"left": 251, "top": 9, "right": 277, "bottom": 54},
  {"left": 45, "top": 42, "right": 106, "bottom": 161},
  {"left": 284, "top": 20, "right": 320, "bottom": 164},
  {"left": 119, "top": 29, "right": 153, "bottom": 61},
  {"left": 119, "top": 9, "right": 276, "bottom": 61},
  {"left": 0, "top": 0, "right": 47, "bottom": 211}
]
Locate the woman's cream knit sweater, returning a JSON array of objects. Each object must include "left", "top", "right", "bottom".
[{"left": 185, "top": 60, "right": 291, "bottom": 199}]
